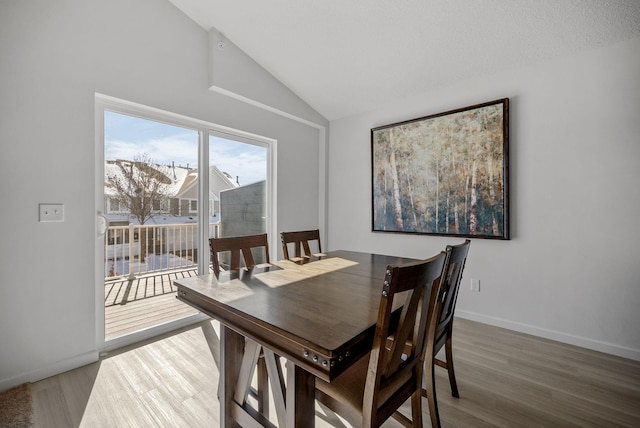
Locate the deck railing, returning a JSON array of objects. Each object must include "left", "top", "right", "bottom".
[{"left": 105, "top": 222, "right": 219, "bottom": 279}]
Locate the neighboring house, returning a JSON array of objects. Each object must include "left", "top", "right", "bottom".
[
  {"left": 219, "top": 180, "right": 266, "bottom": 238},
  {"left": 104, "top": 159, "right": 238, "bottom": 222},
  {"left": 218, "top": 180, "right": 268, "bottom": 266},
  {"left": 103, "top": 160, "right": 241, "bottom": 272}
]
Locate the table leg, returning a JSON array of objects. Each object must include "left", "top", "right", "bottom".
[
  {"left": 257, "top": 353, "right": 269, "bottom": 416},
  {"left": 285, "top": 360, "right": 316, "bottom": 428},
  {"left": 220, "top": 325, "right": 244, "bottom": 428}
]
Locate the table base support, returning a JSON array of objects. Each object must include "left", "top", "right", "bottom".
[
  {"left": 222, "top": 326, "right": 300, "bottom": 427},
  {"left": 286, "top": 360, "right": 316, "bottom": 427}
]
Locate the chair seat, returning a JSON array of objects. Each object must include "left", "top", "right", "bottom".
[
  {"left": 316, "top": 353, "right": 370, "bottom": 425},
  {"left": 317, "top": 351, "right": 416, "bottom": 427}
]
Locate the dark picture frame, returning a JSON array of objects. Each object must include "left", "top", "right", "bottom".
[{"left": 371, "top": 98, "right": 509, "bottom": 239}]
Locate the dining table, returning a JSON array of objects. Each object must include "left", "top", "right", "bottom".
[{"left": 174, "top": 249, "right": 418, "bottom": 428}]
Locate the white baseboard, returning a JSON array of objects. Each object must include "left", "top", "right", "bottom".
[
  {"left": 0, "top": 350, "right": 99, "bottom": 392},
  {"left": 456, "top": 310, "right": 640, "bottom": 362}
]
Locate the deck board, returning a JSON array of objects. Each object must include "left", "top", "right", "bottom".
[{"left": 104, "top": 268, "right": 201, "bottom": 340}]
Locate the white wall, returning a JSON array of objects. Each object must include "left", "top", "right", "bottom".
[
  {"left": 208, "top": 27, "right": 324, "bottom": 127},
  {"left": 327, "top": 37, "right": 640, "bottom": 360},
  {"left": 0, "top": 0, "right": 327, "bottom": 390}
]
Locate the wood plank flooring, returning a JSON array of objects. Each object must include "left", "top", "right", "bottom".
[
  {"left": 104, "top": 269, "right": 200, "bottom": 340},
  {"left": 31, "top": 318, "right": 640, "bottom": 427},
  {"left": 105, "top": 270, "right": 199, "bottom": 307},
  {"left": 105, "top": 293, "right": 198, "bottom": 340}
]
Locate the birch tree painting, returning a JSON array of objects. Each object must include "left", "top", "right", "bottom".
[{"left": 371, "top": 99, "right": 509, "bottom": 239}]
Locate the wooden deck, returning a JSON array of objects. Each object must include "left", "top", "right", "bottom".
[{"left": 104, "top": 268, "right": 203, "bottom": 340}]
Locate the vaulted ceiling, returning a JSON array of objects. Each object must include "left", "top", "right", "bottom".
[{"left": 167, "top": 0, "right": 640, "bottom": 121}]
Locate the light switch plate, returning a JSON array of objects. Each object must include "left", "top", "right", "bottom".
[
  {"left": 471, "top": 278, "right": 480, "bottom": 292},
  {"left": 39, "top": 204, "right": 64, "bottom": 222}
]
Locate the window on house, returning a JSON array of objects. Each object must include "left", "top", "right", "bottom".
[{"left": 109, "top": 198, "right": 120, "bottom": 212}]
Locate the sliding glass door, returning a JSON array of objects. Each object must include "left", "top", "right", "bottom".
[{"left": 96, "top": 95, "right": 274, "bottom": 348}]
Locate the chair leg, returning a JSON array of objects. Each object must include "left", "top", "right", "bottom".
[
  {"left": 424, "top": 362, "right": 441, "bottom": 428},
  {"left": 444, "top": 338, "right": 459, "bottom": 398},
  {"left": 410, "top": 390, "right": 423, "bottom": 428}
]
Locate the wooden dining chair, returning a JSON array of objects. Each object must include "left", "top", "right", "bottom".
[
  {"left": 280, "top": 229, "right": 321, "bottom": 260},
  {"left": 424, "top": 239, "right": 471, "bottom": 401},
  {"left": 208, "top": 233, "right": 274, "bottom": 416},
  {"left": 209, "top": 233, "right": 270, "bottom": 278},
  {"left": 315, "top": 251, "right": 448, "bottom": 428}
]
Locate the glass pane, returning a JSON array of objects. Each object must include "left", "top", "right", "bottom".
[
  {"left": 209, "top": 135, "right": 268, "bottom": 266},
  {"left": 103, "top": 111, "right": 199, "bottom": 340}
]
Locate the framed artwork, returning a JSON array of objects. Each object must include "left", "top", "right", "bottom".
[{"left": 371, "top": 98, "right": 509, "bottom": 239}]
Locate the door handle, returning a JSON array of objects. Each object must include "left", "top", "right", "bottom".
[{"left": 97, "top": 212, "right": 109, "bottom": 236}]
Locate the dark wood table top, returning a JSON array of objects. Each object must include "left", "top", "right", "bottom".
[{"left": 175, "top": 250, "right": 417, "bottom": 381}]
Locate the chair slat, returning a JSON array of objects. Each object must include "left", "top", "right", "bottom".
[
  {"left": 209, "top": 234, "right": 270, "bottom": 277},
  {"left": 280, "top": 229, "right": 321, "bottom": 260}
]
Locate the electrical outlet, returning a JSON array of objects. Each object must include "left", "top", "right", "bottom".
[
  {"left": 471, "top": 278, "right": 480, "bottom": 292},
  {"left": 39, "top": 203, "right": 64, "bottom": 222}
]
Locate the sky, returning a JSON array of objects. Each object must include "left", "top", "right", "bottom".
[{"left": 104, "top": 111, "right": 267, "bottom": 186}]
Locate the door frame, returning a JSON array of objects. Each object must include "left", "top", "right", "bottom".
[{"left": 94, "top": 93, "right": 277, "bottom": 352}]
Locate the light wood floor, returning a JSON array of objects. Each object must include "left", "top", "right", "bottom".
[{"left": 31, "top": 318, "right": 640, "bottom": 427}]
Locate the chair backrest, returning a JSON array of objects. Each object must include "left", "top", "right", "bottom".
[
  {"left": 434, "top": 239, "right": 470, "bottom": 346},
  {"left": 209, "top": 233, "right": 270, "bottom": 277},
  {"left": 362, "top": 251, "right": 447, "bottom": 425},
  {"left": 280, "top": 229, "right": 321, "bottom": 260}
]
